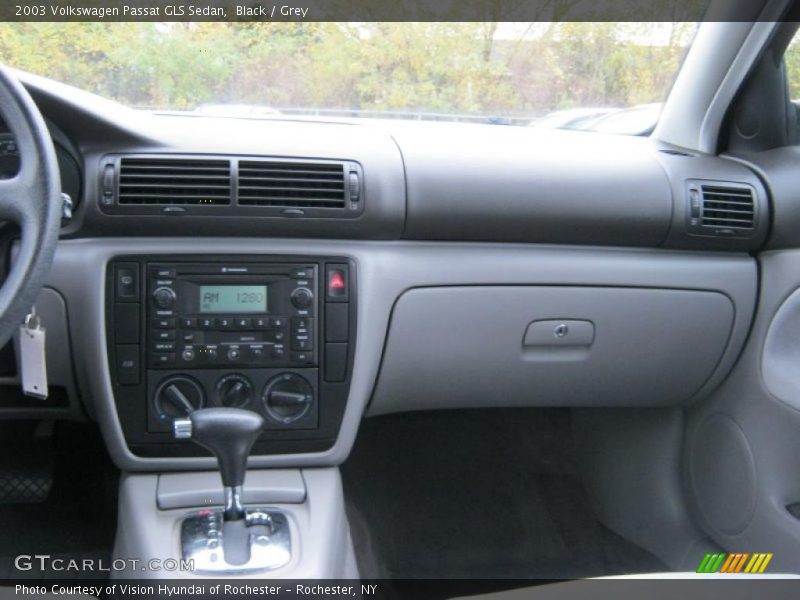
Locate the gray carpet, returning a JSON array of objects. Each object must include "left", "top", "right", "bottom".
[{"left": 341, "top": 408, "right": 666, "bottom": 579}]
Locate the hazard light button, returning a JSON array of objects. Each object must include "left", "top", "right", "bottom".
[{"left": 326, "top": 265, "right": 349, "bottom": 302}]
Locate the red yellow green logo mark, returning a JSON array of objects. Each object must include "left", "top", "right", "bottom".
[{"left": 697, "top": 553, "right": 773, "bottom": 574}]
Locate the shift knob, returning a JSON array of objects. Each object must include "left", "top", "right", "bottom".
[{"left": 174, "top": 407, "right": 264, "bottom": 488}]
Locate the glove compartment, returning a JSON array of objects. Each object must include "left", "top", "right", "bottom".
[{"left": 369, "top": 286, "right": 734, "bottom": 414}]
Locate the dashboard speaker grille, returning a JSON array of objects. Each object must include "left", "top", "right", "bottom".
[
  {"left": 699, "top": 184, "right": 755, "bottom": 230},
  {"left": 118, "top": 158, "right": 232, "bottom": 205},
  {"left": 237, "top": 160, "right": 346, "bottom": 208}
]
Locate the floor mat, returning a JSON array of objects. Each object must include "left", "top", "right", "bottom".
[
  {"left": 0, "top": 421, "right": 119, "bottom": 579},
  {"left": 341, "top": 408, "right": 667, "bottom": 579}
]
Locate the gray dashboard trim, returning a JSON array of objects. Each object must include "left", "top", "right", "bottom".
[{"left": 46, "top": 238, "right": 757, "bottom": 471}]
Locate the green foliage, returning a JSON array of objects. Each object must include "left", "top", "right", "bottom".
[
  {"left": 0, "top": 22, "right": 696, "bottom": 116},
  {"left": 786, "top": 36, "right": 800, "bottom": 101}
]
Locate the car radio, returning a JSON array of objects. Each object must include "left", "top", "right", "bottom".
[{"left": 147, "top": 262, "right": 318, "bottom": 369}]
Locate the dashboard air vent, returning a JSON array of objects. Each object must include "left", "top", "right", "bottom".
[
  {"left": 699, "top": 184, "right": 755, "bottom": 230},
  {"left": 118, "top": 157, "right": 232, "bottom": 205},
  {"left": 687, "top": 180, "right": 757, "bottom": 238},
  {"left": 237, "top": 160, "right": 346, "bottom": 208}
]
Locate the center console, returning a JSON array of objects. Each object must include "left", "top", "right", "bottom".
[{"left": 105, "top": 255, "right": 356, "bottom": 458}]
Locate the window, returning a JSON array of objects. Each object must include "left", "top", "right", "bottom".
[{"left": 0, "top": 22, "right": 698, "bottom": 131}]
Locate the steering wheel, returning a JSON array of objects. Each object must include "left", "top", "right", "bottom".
[{"left": 0, "top": 66, "right": 62, "bottom": 347}]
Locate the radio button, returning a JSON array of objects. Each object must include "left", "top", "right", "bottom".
[
  {"left": 290, "top": 267, "right": 314, "bottom": 280},
  {"left": 154, "top": 330, "right": 176, "bottom": 341},
  {"left": 199, "top": 318, "right": 215, "bottom": 329},
  {"left": 217, "top": 317, "right": 233, "bottom": 330},
  {"left": 292, "top": 317, "right": 311, "bottom": 330},
  {"left": 270, "top": 317, "right": 285, "bottom": 329},
  {"left": 153, "top": 342, "right": 176, "bottom": 352},
  {"left": 291, "top": 318, "right": 314, "bottom": 351},
  {"left": 181, "top": 318, "right": 196, "bottom": 329},
  {"left": 227, "top": 348, "right": 241, "bottom": 361},
  {"left": 181, "top": 348, "right": 196, "bottom": 362},
  {"left": 152, "top": 317, "right": 176, "bottom": 329},
  {"left": 292, "top": 338, "right": 313, "bottom": 351},
  {"left": 253, "top": 317, "right": 269, "bottom": 329},
  {"left": 291, "top": 351, "right": 314, "bottom": 364},
  {"left": 153, "top": 353, "right": 174, "bottom": 365},
  {"left": 248, "top": 345, "right": 266, "bottom": 360},
  {"left": 234, "top": 317, "right": 252, "bottom": 329}
]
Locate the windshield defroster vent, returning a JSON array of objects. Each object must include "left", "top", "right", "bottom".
[
  {"left": 687, "top": 181, "right": 757, "bottom": 238},
  {"left": 117, "top": 157, "right": 232, "bottom": 205},
  {"left": 237, "top": 160, "right": 348, "bottom": 208}
]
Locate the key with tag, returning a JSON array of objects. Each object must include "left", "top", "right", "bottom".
[{"left": 18, "top": 308, "right": 47, "bottom": 400}]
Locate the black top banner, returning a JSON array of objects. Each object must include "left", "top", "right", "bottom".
[{"left": 0, "top": 0, "right": 776, "bottom": 23}]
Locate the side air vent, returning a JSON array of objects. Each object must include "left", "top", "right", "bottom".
[
  {"left": 117, "top": 157, "right": 232, "bottom": 205},
  {"left": 687, "top": 181, "right": 756, "bottom": 237},
  {"left": 237, "top": 160, "right": 347, "bottom": 208}
]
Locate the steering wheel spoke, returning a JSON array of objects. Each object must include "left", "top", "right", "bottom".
[{"left": 0, "top": 176, "right": 32, "bottom": 225}]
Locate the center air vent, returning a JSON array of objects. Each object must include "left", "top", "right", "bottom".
[
  {"left": 237, "top": 160, "right": 347, "bottom": 208},
  {"left": 118, "top": 157, "right": 231, "bottom": 205},
  {"left": 687, "top": 181, "right": 756, "bottom": 237},
  {"left": 102, "top": 154, "right": 363, "bottom": 217}
]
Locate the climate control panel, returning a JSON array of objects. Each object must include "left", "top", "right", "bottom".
[
  {"left": 106, "top": 254, "right": 356, "bottom": 458},
  {"left": 148, "top": 369, "right": 318, "bottom": 433}
]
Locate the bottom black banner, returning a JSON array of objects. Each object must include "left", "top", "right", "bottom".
[{"left": 2, "top": 579, "right": 800, "bottom": 600}]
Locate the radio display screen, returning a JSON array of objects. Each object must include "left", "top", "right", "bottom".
[{"left": 199, "top": 285, "right": 267, "bottom": 313}]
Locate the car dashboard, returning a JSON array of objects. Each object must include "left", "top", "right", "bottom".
[{"left": 0, "top": 71, "right": 769, "bottom": 473}]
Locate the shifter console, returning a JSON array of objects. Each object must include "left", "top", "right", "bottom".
[
  {"left": 180, "top": 508, "right": 291, "bottom": 574},
  {"left": 174, "top": 407, "right": 292, "bottom": 572}
]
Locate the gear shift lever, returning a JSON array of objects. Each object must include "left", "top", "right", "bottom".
[
  {"left": 173, "top": 407, "right": 264, "bottom": 521},
  {"left": 174, "top": 407, "right": 264, "bottom": 566}
]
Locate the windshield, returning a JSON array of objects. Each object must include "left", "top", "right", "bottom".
[{"left": 0, "top": 22, "right": 697, "bottom": 130}]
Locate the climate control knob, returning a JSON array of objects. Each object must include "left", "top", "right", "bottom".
[
  {"left": 153, "top": 375, "right": 204, "bottom": 422},
  {"left": 290, "top": 287, "right": 313, "bottom": 309},
  {"left": 215, "top": 374, "right": 253, "bottom": 408},
  {"left": 152, "top": 286, "right": 176, "bottom": 309},
  {"left": 262, "top": 373, "right": 313, "bottom": 424}
]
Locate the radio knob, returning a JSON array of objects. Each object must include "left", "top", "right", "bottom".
[
  {"left": 216, "top": 374, "right": 253, "bottom": 408},
  {"left": 153, "top": 287, "right": 176, "bottom": 309},
  {"left": 290, "top": 287, "right": 313, "bottom": 309}
]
